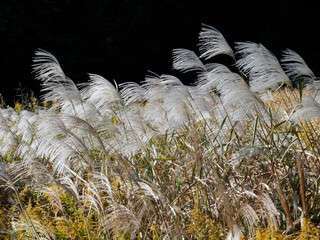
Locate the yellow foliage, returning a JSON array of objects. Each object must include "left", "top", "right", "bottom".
[
  {"left": 186, "top": 207, "right": 226, "bottom": 239},
  {"left": 255, "top": 223, "right": 291, "bottom": 240},
  {"left": 9, "top": 186, "right": 104, "bottom": 240},
  {"left": 295, "top": 218, "right": 320, "bottom": 240},
  {"left": 254, "top": 219, "right": 320, "bottom": 240},
  {"left": 14, "top": 102, "right": 23, "bottom": 112},
  {"left": 0, "top": 208, "right": 11, "bottom": 239}
]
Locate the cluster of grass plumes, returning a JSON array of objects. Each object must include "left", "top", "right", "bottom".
[{"left": 1, "top": 24, "right": 320, "bottom": 239}]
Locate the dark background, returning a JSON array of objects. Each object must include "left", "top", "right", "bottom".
[{"left": 1, "top": 0, "right": 319, "bottom": 105}]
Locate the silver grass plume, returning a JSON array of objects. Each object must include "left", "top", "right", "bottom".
[
  {"left": 118, "top": 106, "right": 155, "bottom": 142},
  {"left": 163, "top": 86, "right": 191, "bottom": 129},
  {"left": 112, "top": 119, "right": 149, "bottom": 156},
  {"left": 172, "top": 48, "right": 205, "bottom": 73},
  {"left": 160, "top": 74, "right": 185, "bottom": 87},
  {"left": 39, "top": 186, "right": 64, "bottom": 213},
  {"left": 83, "top": 180, "right": 105, "bottom": 215},
  {"left": 141, "top": 73, "right": 169, "bottom": 132},
  {"left": 216, "top": 72, "right": 255, "bottom": 108},
  {"left": 119, "top": 82, "right": 145, "bottom": 106},
  {"left": 103, "top": 204, "right": 140, "bottom": 237},
  {"left": 196, "top": 63, "right": 234, "bottom": 90},
  {"left": 14, "top": 111, "right": 39, "bottom": 164},
  {"left": 81, "top": 74, "right": 122, "bottom": 115},
  {"left": 281, "top": 48, "right": 316, "bottom": 87},
  {"left": 0, "top": 109, "right": 18, "bottom": 156},
  {"left": 12, "top": 218, "right": 54, "bottom": 240},
  {"left": 141, "top": 73, "right": 167, "bottom": 102},
  {"left": 259, "top": 192, "right": 279, "bottom": 228},
  {"left": 161, "top": 74, "right": 193, "bottom": 129},
  {"left": 188, "top": 86, "right": 214, "bottom": 122},
  {"left": 196, "top": 64, "right": 264, "bottom": 121},
  {"left": 33, "top": 49, "right": 65, "bottom": 82},
  {"left": 15, "top": 110, "right": 37, "bottom": 144},
  {"left": 290, "top": 97, "right": 320, "bottom": 122},
  {"left": 59, "top": 176, "right": 81, "bottom": 203},
  {"left": 226, "top": 225, "right": 241, "bottom": 240},
  {"left": 198, "top": 24, "right": 235, "bottom": 60},
  {"left": 60, "top": 114, "right": 111, "bottom": 155},
  {"left": 235, "top": 42, "right": 291, "bottom": 92},
  {"left": 35, "top": 113, "right": 93, "bottom": 175},
  {"left": 240, "top": 204, "right": 259, "bottom": 237},
  {"left": 33, "top": 49, "right": 82, "bottom": 104},
  {"left": 92, "top": 168, "right": 113, "bottom": 199},
  {"left": 59, "top": 100, "right": 103, "bottom": 122}
]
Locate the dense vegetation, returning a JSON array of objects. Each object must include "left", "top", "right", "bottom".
[{"left": 1, "top": 25, "right": 320, "bottom": 239}]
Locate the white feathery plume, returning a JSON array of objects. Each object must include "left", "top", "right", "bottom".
[
  {"left": 198, "top": 64, "right": 272, "bottom": 128},
  {"left": 220, "top": 77, "right": 270, "bottom": 122},
  {"left": 160, "top": 74, "right": 185, "bottom": 88},
  {"left": 160, "top": 74, "right": 194, "bottom": 129},
  {"left": 83, "top": 180, "right": 104, "bottom": 215},
  {"left": 42, "top": 79, "right": 82, "bottom": 106},
  {"left": 217, "top": 72, "right": 256, "bottom": 107},
  {"left": 60, "top": 176, "right": 81, "bottom": 202},
  {"left": 59, "top": 99, "right": 103, "bottom": 122},
  {"left": 240, "top": 204, "right": 259, "bottom": 237},
  {"left": 35, "top": 113, "right": 92, "bottom": 175},
  {"left": 131, "top": 181, "right": 161, "bottom": 221},
  {"left": 133, "top": 181, "right": 160, "bottom": 202},
  {"left": 140, "top": 73, "right": 170, "bottom": 132},
  {"left": 92, "top": 169, "right": 113, "bottom": 198},
  {"left": 198, "top": 24, "right": 235, "bottom": 60},
  {"left": 196, "top": 63, "right": 234, "bottom": 90},
  {"left": 188, "top": 86, "right": 213, "bottom": 122},
  {"left": 196, "top": 69, "right": 227, "bottom": 128},
  {"left": 1, "top": 107, "right": 20, "bottom": 126},
  {"left": 0, "top": 107, "right": 17, "bottom": 121},
  {"left": 259, "top": 192, "right": 279, "bottom": 228},
  {"left": 15, "top": 142, "right": 35, "bottom": 163},
  {"left": 14, "top": 110, "right": 37, "bottom": 144},
  {"left": 143, "top": 102, "right": 169, "bottom": 133},
  {"left": 92, "top": 114, "right": 119, "bottom": 141},
  {"left": 103, "top": 204, "right": 140, "bottom": 237},
  {"left": 197, "top": 64, "right": 263, "bottom": 115},
  {"left": 119, "top": 82, "right": 145, "bottom": 105},
  {"left": 290, "top": 97, "right": 320, "bottom": 122},
  {"left": 33, "top": 49, "right": 65, "bottom": 82},
  {"left": 109, "top": 129, "right": 138, "bottom": 157},
  {"left": 12, "top": 218, "right": 54, "bottom": 240},
  {"left": 111, "top": 128, "right": 147, "bottom": 156},
  {"left": 24, "top": 159, "right": 54, "bottom": 184},
  {"left": 33, "top": 49, "right": 82, "bottom": 104},
  {"left": 42, "top": 140, "right": 84, "bottom": 175},
  {"left": 81, "top": 74, "right": 122, "bottom": 114},
  {"left": 226, "top": 225, "right": 242, "bottom": 240},
  {"left": 235, "top": 42, "right": 291, "bottom": 92},
  {"left": 40, "top": 186, "right": 64, "bottom": 213},
  {"left": 0, "top": 111, "right": 17, "bottom": 156},
  {"left": 163, "top": 86, "right": 191, "bottom": 130},
  {"left": 281, "top": 48, "right": 316, "bottom": 86},
  {"left": 0, "top": 163, "right": 14, "bottom": 190},
  {"left": 14, "top": 112, "right": 39, "bottom": 165},
  {"left": 172, "top": 48, "right": 205, "bottom": 73},
  {"left": 118, "top": 106, "right": 155, "bottom": 142},
  {"left": 141, "top": 73, "right": 167, "bottom": 102},
  {"left": 60, "top": 114, "right": 113, "bottom": 155},
  {"left": 259, "top": 90, "right": 275, "bottom": 103}
]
